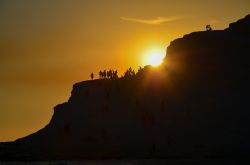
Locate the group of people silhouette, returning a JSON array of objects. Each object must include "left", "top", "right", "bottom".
[
  {"left": 123, "top": 67, "right": 136, "bottom": 78},
  {"left": 90, "top": 67, "right": 140, "bottom": 80},
  {"left": 90, "top": 69, "right": 118, "bottom": 80},
  {"left": 99, "top": 69, "right": 118, "bottom": 79}
]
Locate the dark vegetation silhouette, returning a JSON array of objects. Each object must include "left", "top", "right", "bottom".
[{"left": 0, "top": 14, "right": 250, "bottom": 161}]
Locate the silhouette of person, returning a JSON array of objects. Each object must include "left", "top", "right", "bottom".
[
  {"left": 103, "top": 70, "right": 107, "bottom": 79},
  {"left": 99, "top": 71, "right": 102, "bottom": 79},
  {"left": 91, "top": 72, "right": 94, "bottom": 80},
  {"left": 114, "top": 70, "right": 118, "bottom": 78},
  {"left": 206, "top": 25, "right": 212, "bottom": 31}
]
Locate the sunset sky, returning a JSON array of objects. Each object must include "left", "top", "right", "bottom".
[{"left": 0, "top": 0, "right": 249, "bottom": 141}]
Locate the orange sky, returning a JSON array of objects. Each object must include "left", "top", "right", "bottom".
[{"left": 0, "top": 0, "right": 249, "bottom": 141}]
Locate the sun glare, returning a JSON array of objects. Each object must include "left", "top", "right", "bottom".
[{"left": 144, "top": 47, "right": 165, "bottom": 67}]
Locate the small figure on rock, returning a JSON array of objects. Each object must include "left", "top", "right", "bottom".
[
  {"left": 206, "top": 24, "right": 212, "bottom": 31},
  {"left": 90, "top": 72, "right": 94, "bottom": 80}
]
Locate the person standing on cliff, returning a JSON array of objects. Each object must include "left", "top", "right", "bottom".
[
  {"left": 91, "top": 72, "right": 94, "bottom": 80},
  {"left": 206, "top": 24, "right": 212, "bottom": 31}
]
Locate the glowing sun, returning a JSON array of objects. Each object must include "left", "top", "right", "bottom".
[{"left": 144, "top": 47, "right": 165, "bottom": 67}]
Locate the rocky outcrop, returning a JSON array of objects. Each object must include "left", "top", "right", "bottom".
[
  {"left": 167, "top": 15, "right": 250, "bottom": 78},
  {"left": 0, "top": 15, "right": 250, "bottom": 160}
]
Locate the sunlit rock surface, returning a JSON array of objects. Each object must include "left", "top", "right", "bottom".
[{"left": 0, "top": 15, "right": 250, "bottom": 160}]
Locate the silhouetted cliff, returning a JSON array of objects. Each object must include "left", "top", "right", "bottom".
[{"left": 0, "top": 15, "right": 250, "bottom": 160}]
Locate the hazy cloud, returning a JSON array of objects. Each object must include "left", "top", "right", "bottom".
[
  {"left": 121, "top": 16, "right": 179, "bottom": 25},
  {"left": 209, "top": 19, "right": 219, "bottom": 24}
]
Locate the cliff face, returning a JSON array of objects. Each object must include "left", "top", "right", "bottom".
[{"left": 1, "top": 15, "right": 250, "bottom": 160}]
